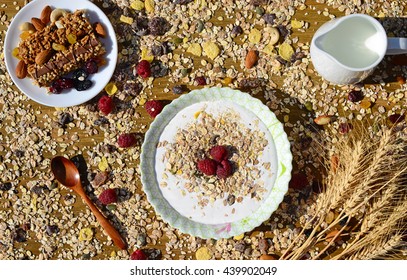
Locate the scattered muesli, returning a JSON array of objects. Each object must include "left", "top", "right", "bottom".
[{"left": 0, "top": 0, "right": 406, "bottom": 260}]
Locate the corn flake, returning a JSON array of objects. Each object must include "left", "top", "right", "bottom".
[
  {"left": 248, "top": 28, "right": 262, "bottom": 44},
  {"left": 195, "top": 247, "right": 212, "bottom": 260},
  {"left": 120, "top": 15, "right": 134, "bottom": 25},
  {"left": 202, "top": 41, "right": 220, "bottom": 60},
  {"left": 233, "top": 233, "right": 244, "bottom": 240},
  {"left": 291, "top": 19, "right": 304, "bottom": 29},
  {"left": 141, "top": 48, "right": 154, "bottom": 62},
  {"left": 130, "top": 0, "right": 145, "bottom": 10},
  {"left": 187, "top": 43, "right": 202, "bottom": 57},
  {"left": 278, "top": 43, "right": 294, "bottom": 61},
  {"left": 79, "top": 228, "right": 93, "bottom": 241},
  {"left": 105, "top": 82, "right": 118, "bottom": 96},
  {"left": 263, "top": 43, "right": 275, "bottom": 55},
  {"left": 145, "top": 0, "right": 155, "bottom": 13},
  {"left": 98, "top": 156, "right": 109, "bottom": 171}
]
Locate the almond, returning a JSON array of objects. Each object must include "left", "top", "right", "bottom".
[
  {"left": 31, "top": 17, "right": 45, "bottom": 31},
  {"left": 40, "top": 6, "right": 52, "bottom": 25},
  {"left": 35, "top": 49, "right": 53, "bottom": 65},
  {"left": 94, "top": 22, "right": 106, "bottom": 38},
  {"left": 16, "top": 60, "right": 27, "bottom": 79},
  {"left": 259, "top": 254, "right": 276, "bottom": 260},
  {"left": 245, "top": 49, "right": 258, "bottom": 69},
  {"left": 314, "top": 115, "right": 332, "bottom": 125}
]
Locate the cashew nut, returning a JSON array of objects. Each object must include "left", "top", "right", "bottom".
[
  {"left": 50, "top": 9, "right": 67, "bottom": 22},
  {"left": 19, "top": 22, "right": 35, "bottom": 32},
  {"left": 267, "top": 27, "right": 280, "bottom": 46}
]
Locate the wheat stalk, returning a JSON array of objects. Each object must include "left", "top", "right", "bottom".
[{"left": 286, "top": 122, "right": 407, "bottom": 260}]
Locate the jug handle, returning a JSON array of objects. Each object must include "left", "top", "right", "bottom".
[{"left": 386, "top": 38, "right": 407, "bottom": 55}]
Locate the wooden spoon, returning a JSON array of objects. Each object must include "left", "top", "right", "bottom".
[{"left": 50, "top": 156, "right": 127, "bottom": 250}]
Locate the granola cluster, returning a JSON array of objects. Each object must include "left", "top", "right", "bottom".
[{"left": 18, "top": 10, "right": 105, "bottom": 87}]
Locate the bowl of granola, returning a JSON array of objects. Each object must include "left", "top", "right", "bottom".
[
  {"left": 141, "top": 87, "right": 292, "bottom": 239},
  {"left": 3, "top": 0, "right": 117, "bottom": 107}
]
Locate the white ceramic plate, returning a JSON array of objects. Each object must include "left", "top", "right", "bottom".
[
  {"left": 140, "top": 87, "right": 292, "bottom": 239},
  {"left": 3, "top": 0, "right": 118, "bottom": 107}
]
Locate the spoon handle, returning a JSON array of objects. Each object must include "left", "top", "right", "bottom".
[{"left": 81, "top": 193, "right": 127, "bottom": 250}]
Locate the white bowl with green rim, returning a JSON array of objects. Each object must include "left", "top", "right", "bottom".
[{"left": 140, "top": 87, "right": 292, "bottom": 239}]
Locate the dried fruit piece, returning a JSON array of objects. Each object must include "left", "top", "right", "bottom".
[
  {"left": 105, "top": 82, "right": 118, "bottom": 95},
  {"left": 98, "top": 188, "right": 117, "bottom": 205},
  {"left": 67, "top": 33, "right": 77, "bottom": 44},
  {"left": 16, "top": 60, "right": 27, "bottom": 79},
  {"left": 278, "top": 42, "right": 294, "bottom": 61},
  {"left": 263, "top": 42, "right": 275, "bottom": 55},
  {"left": 130, "top": 249, "right": 147, "bottom": 260},
  {"left": 74, "top": 80, "right": 93, "bottom": 91},
  {"left": 347, "top": 90, "right": 363, "bottom": 102},
  {"left": 120, "top": 15, "right": 134, "bottom": 25},
  {"left": 78, "top": 228, "right": 93, "bottom": 241},
  {"left": 117, "top": 133, "right": 138, "bottom": 148},
  {"left": 197, "top": 158, "right": 218, "bottom": 176},
  {"left": 98, "top": 156, "right": 109, "bottom": 171},
  {"left": 84, "top": 59, "right": 98, "bottom": 74},
  {"left": 52, "top": 43, "right": 66, "bottom": 51},
  {"left": 94, "top": 22, "right": 106, "bottom": 38},
  {"left": 140, "top": 48, "right": 154, "bottom": 62},
  {"left": 35, "top": 49, "right": 53, "bottom": 65},
  {"left": 98, "top": 95, "right": 114, "bottom": 115},
  {"left": 260, "top": 254, "right": 276, "bottom": 260},
  {"left": 359, "top": 99, "right": 372, "bottom": 109},
  {"left": 389, "top": 113, "right": 404, "bottom": 124},
  {"left": 248, "top": 28, "right": 262, "bottom": 43},
  {"left": 202, "top": 41, "right": 220, "bottom": 60},
  {"left": 195, "top": 76, "right": 207, "bottom": 85},
  {"left": 245, "top": 49, "right": 258, "bottom": 69},
  {"left": 136, "top": 60, "right": 151, "bottom": 78},
  {"left": 145, "top": 100, "right": 164, "bottom": 118},
  {"left": 40, "top": 6, "right": 52, "bottom": 24},
  {"left": 396, "top": 75, "right": 406, "bottom": 85},
  {"left": 12, "top": 47, "right": 20, "bottom": 59},
  {"left": 19, "top": 31, "right": 32, "bottom": 40},
  {"left": 187, "top": 43, "right": 202, "bottom": 57},
  {"left": 195, "top": 247, "right": 212, "bottom": 260},
  {"left": 314, "top": 115, "right": 332, "bottom": 125},
  {"left": 92, "top": 171, "right": 109, "bottom": 187},
  {"left": 31, "top": 17, "right": 45, "bottom": 31}
]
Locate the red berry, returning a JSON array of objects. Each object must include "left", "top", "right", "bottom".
[
  {"left": 197, "top": 158, "right": 218, "bottom": 176},
  {"left": 98, "top": 95, "right": 114, "bottom": 115},
  {"left": 289, "top": 173, "right": 308, "bottom": 190},
  {"left": 136, "top": 60, "right": 151, "bottom": 78},
  {"left": 210, "top": 145, "right": 229, "bottom": 162},
  {"left": 195, "top": 76, "right": 207, "bottom": 85},
  {"left": 130, "top": 249, "right": 147, "bottom": 260},
  {"left": 117, "top": 133, "right": 137, "bottom": 148},
  {"left": 216, "top": 160, "right": 233, "bottom": 179},
  {"left": 98, "top": 188, "right": 117, "bottom": 205},
  {"left": 145, "top": 100, "right": 164, "bottom": 118}
]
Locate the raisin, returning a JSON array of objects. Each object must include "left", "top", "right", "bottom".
[
  {"left": 148, "top": 17, "right": 170, "bottom": 36},
  {"left": 0, "top": 182, "right": 12, "bottom": 191},
  {"left": 59, "top": 112, "right": 73, "bottom": 127},
  {"left": 172, "top": 85, "right": 186, "bottom": 94},
  {"left": 231, "top": 25, "right": 243, "bottom": 36},
  {"left": 347, "top": 90, "right": 364, "bottom": 102},
  {"left": 13, "top": 228, "right": 27, "bottom": 243},
  {"left": 263, "top": 13, "right": 276, "bottom": 25}
]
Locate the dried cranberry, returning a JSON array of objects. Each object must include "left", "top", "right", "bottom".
[
  {"left": 57, "top": 78, "right": 75, "bottom": 89},
  {"left": 49, "top": 85, "right": 62, "bottom": 94},
  {"left": 84, "top": 59, "right": 98, "bottom": 74},
  {"left": 347, "top": 90, "right": 363, "bottom": 102},
  {"left": 195, "top": 76, "right": 207, "bottom": 85}
]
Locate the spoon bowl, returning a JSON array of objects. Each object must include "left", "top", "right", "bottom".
[{"left": 50, "top": 156, "right": 127, "bottom": 250}]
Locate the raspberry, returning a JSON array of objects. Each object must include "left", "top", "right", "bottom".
[
  {"left": 130, "top": 249, "right": 147, "bottom": 260},
  {"left": 145, "top": 100, "right": 164, "bottom": 118},
  {"left": 210, "top": 145, "right": 229, "bottom": 162},
  {"left": 195, "top": 76, "right": 207, "bottom": 85},
  {"left": 98, "top": 95, "right": 114, "bottom": 115},
  {"left": 117, "top": 133, "right": 137, "bottom": 148},
  {"left": 216, "top": 160, "right": 233, "bottom": 179},
  {"left": 136, "top": 60, "right": 151, "bottom": 79},
  {"left": 98, "top": 188, "right": 117, "bottom": 205},
  {"left": 197, "top": 158, "right": 218, "bottom": 176}
]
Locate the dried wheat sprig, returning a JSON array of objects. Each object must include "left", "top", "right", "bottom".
[
  {"left": 287, "top": 123, "right": 407, "bottom": 260},
  {"left": 346, "top": 234, "right": 404, "bottom": 260}
]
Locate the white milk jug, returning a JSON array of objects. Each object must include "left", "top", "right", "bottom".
[{"left": 310, "top": 14, "right": 407, "bottom": 85}]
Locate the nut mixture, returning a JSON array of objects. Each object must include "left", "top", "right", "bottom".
[
  {"left": 0, "top": 0, "right": 406, "bottom": 260},
  {"left": 158, "top": 109, "right": 270, "bottom": 208}
]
